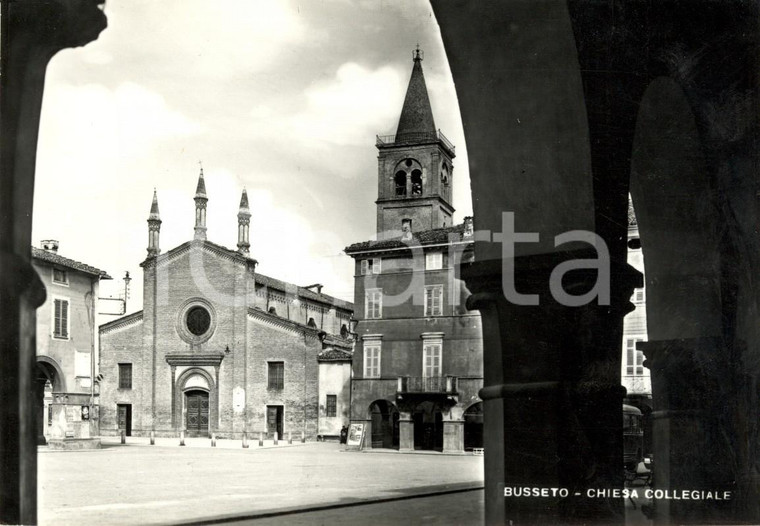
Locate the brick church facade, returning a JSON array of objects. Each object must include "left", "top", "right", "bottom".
[
  {"left": 345, "top": 51, "right": 483, "bottom": 452},
  {"left": 99, "top": 173, "right": 353, "bottom": 439}
]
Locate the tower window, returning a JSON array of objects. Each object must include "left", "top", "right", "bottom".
[
  {"left": 411, "top": 170, "right": 422, "bottom": 195},
  {"left": 395, "top": 171, "right": 407, "bottom": 196}
]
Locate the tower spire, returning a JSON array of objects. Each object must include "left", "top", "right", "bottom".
[
  {"left": 237, "top": 188, "right": 251, "bottom": 255},
  {"left": 147, "top": 189, "right": 162, "bottom": 257},
  {"left": 194, "top": 164, "right": 208, "bottom": 241},
  {"left": 395, "top": 45, "right": 436, "bottom": 141}
]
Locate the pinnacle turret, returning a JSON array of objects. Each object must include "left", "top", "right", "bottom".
[
  {"left": 147, "top": 189, "right": 162, "bottom": 257},
  {"left": 194, "top": 166, "right": 208, "bottom": 241},
  {"left": 237, "top": 188, "right": 251, "bottom": 255}
]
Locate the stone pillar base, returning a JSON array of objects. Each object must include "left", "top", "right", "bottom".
[
  {"left": 443, "top": 420, "right": 464, "bottom": 452},
  {"left": 399, "top": 417, "right": 414, "bottom": 451}
]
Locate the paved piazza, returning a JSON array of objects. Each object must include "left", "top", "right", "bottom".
[{"left": 38, "top": 439, "right": 484, "bottom": 525}]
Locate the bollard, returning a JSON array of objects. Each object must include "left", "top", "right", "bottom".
[
  {"left": 258, "top": 432, "right": 264, "bottom": 447},
  {"left": 288, "top": 431, "right": 292, "bottom": 445},
  {"left": 179, "top": 430, "right": 185, "bottom": 446},
  {"left": 120, "top": 429, "right": 125, "bottom": 444},
  {"left": 150, "top": 430, "right": 155, "bottom": 445},
  {"left": 273, "top": 431, "right": 278, "bottom": 446},
  {"left": 242, "top": 432, "right": 249, "bottom": 449},
  {"left": 301, "top": 431, "right": 305, "bottom": 443},
  {"left": 211, "top": 433, "right": 216, "bottom": 447}
]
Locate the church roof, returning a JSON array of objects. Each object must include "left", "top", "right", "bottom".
[
  {"left": 395, "top": 51, "right": 436, "bottom": 141},
  {"left": 345, "top": 222, "right": 471, "bottom": 254},
  {"left": 255, "top": 272, "right": 353, "bottom": 311},
  {"left": 32, "top": 246, "right": 112, "bottom": 279}
]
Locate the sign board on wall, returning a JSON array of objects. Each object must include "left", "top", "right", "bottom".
[{"left": 347, "top": 423, "right": 364, "bottom": 448}]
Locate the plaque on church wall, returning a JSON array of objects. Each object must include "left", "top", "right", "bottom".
[{"left": 232, "top": 386, "right": 245, "bottom": 413}]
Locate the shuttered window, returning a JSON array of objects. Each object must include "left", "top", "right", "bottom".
[
  {"left": 423, "top": 342, "right": 442, "bottom": 378},
  {"left": 625, "top": 339, "right": 645, "bottom": 376},
  {"left": 424, "top": 285, "right": 443, "bottom": 316},
  {"left": 53, "top": 299, "right": 69, "bottom": 339},
  {"left": 365, "top": 289, "right": 382, "bottom": 319},
  {"left": 363, "top": 344, "right": 381, "bottom": 378}
]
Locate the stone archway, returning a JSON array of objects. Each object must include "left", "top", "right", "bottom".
[
  {"left": 367, "top": 400, "right": 398, "bottom": 449},
  {"left": 463, "top": 402, "right": 483, "bottom": 451},
  {"left": 34, "top": 357, "right": 65, "bottom": 445},
  {"left": 174, "top": 368, "right": 217, "bottom": 436}
]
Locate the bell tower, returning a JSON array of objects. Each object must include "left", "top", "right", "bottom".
[{"left": 375, "top": 47, "right": 455, "bottom": 239}]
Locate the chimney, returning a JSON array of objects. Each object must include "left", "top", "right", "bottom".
[
  {"left": 463, "top": 216, "right": 474, "bottom": 238},
  {"left": 401, "top": 218, "right": 413, "bottom": 241},
  {"left": 41, "top": 239, "right": 59, "bottom": 253}
]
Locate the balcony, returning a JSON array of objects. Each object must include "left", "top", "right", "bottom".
[
  {"left": 376, "top": 130, "right": 455, "bottom": 155},
  {"left": 397, "top": 375, "right": 458, "bottom": 396}
]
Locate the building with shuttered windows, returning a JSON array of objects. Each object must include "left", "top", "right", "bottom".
[
  {"left": 344, "top": 50, "right": 483, "bottom": 453},
  {"left": 33, "top": 240, "right": 111, "bottom": 449}
]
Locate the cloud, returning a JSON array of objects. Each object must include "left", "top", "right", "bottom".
[
  {"left": 39, "top": 82, "right": 201, "bottom": 169},
  {"left": 287, "top": 62, "right": 405, "bottom": 146}
]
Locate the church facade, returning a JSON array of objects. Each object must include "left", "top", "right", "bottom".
[
  {"left": 99, "top": 173, "right": 353, "bottom": 439},
  {"left": 345, "top": 51, "right": 483, "bottom": 452}
]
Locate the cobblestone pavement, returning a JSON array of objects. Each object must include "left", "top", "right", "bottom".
[{"left": 38, "top": 440, "right": 484, "bottom": 525}]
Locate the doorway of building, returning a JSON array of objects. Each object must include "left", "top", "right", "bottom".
[
  {"left": 369, "top": 400, "right": 399, "bottom": 449},
  {"left": 266, "top": 405, "right": 283, "bottom": 439},
  {"left": 464, "top": 402, "right": 483, "bottom": 450},
  {"left": 117, "top": 404, "right": 132, "bottom": 437},
  {"left": 413, "top": 401, "right": 443, "bottom": 451},
  {"left": 185, "top": 390, "right": 209, "bottom": 437}
]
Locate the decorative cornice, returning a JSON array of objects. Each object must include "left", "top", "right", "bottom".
[
  {"left": 165, "top": 352, "right": 225, "bottom": 367},
  {"left": 99, "top": 311, "right": 144, "bottom": 334}
]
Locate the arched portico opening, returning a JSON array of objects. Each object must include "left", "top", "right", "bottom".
[
  {"left": 413, "top": 400, "right": 443, "bottom": 451},
  {"left": 368, "top": 400, "right": 399, "bottom": 449},
  {"left": 463, "top": 402, "right": 483, "bottom": 451},
  {"left": 35, "top": 357, "right": 65, "bottom": 445}
]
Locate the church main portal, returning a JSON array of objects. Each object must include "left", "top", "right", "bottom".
[{"left": 185, "top": 390, "right": 209, "bottom": 437}]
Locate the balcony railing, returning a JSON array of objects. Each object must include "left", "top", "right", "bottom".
[
  {"left": 397, "top": 375, "right": 458, "bottom": 395},
  {"left": 376, "top": 130, "right": 455, "bottom": 154}
]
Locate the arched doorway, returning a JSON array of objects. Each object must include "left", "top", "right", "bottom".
[
  {"left": 413, "top": 401, "right": 443, "bottom": 451},
  {"left": 464, "top": 402, "right": 483, "bottom": 450},
  {"left": 369, "top": 400, "right": 399, "bottom": 449},
  {"left": 35, "top": 358, "right": 64, "bottom": 445},
  {"left": 185, "top": 389, "right": 209, "bottom": 437}
]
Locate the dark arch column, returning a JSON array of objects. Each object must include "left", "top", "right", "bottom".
[{"left": 0, "top": 3, "right": 106, "bottom": 523}]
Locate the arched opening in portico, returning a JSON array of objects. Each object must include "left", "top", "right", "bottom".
[{"left": 368, "top": 399, "right": 399, "bottom": 449}]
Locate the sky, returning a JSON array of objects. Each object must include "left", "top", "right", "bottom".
[{"left": 33, "top": 0, "right": 472, "bottom": 317}]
